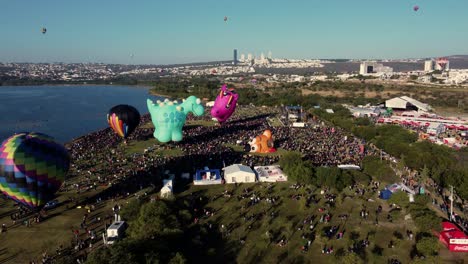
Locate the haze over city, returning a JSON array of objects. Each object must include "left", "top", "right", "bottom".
[{"left": 1, "top": 0, "right": 468, "bottom": 64}]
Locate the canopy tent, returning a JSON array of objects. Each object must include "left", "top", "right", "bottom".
[
  {"left": 379, "top": 189, "right": 392, "bottom": 200},
  {"left": 223, "top": 164, "right": 256, "bottom": 184},
  {"left": 337, "top": 164, "right": 361, "bottom": 170},
  {"left": 193, "top": 169, "right": 222, "bottom": 185},
  {"left": 438, "top": 222, "right": 468, "bottom": 252},
  {"left": 254, "top": 165, "right": 287, "bottom": 182},
  {"left": 160, "top": 180, "right": 173, "bottom": 198}
]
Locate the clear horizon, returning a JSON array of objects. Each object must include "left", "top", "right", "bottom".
[{"left": 1, "top": 0, "right": 467, "bottom": 65}]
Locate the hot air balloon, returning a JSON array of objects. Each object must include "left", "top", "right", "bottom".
[
  {"left": 0, "top": 132, "right": 70, "bottom": 209},
  {"left": 107, "top": 105, "right": 141, "bottom": 139},
  {"left": 224, "top": 16, "right": 228, "bottom": 22},
  {"left": 248, "top": 130, "right": 276, "bottom": 153},
  {"left": 41, "top": 27, "right": 47, "bottom": 34},
  {"left": 147, "top": 96, "right": 204, "bottom": 143},
  {"left": 413, "top": 6, "right": 419, "bottom": 12},
  {"left": 211, "top": 84, "right": 239, "bottom": 123}
]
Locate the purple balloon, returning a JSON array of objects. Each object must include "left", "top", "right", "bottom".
[{"left": 210, "top": 84, "right": 239, "bottom": 123}]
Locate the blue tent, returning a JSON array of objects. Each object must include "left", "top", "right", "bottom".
[
  {"left": 380, "top": 189, "right": 392, "bottom": 200},
  {"left": 194, "top": 169, "right": 222, "bottom": 185}
]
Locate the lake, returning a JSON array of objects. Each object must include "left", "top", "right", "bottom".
[{"left": 0, "top": 85, "right": 163, "bottom": 143}]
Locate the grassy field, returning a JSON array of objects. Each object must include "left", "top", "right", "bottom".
[
  {"left": 179, "top": 183, "right": 466, "bottom": 264},
  {"left": 181, "top": 183, "right": 413, "bottom": 264}
]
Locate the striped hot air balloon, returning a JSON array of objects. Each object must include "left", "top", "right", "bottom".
[
  {"left": 0, "top": 132, "right": 70, "bottom": 209},
  {"left": 107, "top": 105, "right": 141, "bottom": 139}
]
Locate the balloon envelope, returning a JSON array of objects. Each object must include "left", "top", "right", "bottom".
[
  {"left": 107, "top": 105, "right": 141, "bottom": 139},
  {"left": 211, "top": 84, "right": 239, "bottom": 123},
  {"left": 147, "top": 96, "right": 204, "bottom": 143},
  {"left": 0, "top": 132, "right": 70, "bottom": 209},
  {"left": 41, "top": 28, "right": 47, "bottom": 34},
  {"left": 413, "top": 6, "right": 419, "bottom": 11}
]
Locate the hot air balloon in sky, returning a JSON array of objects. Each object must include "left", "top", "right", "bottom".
[
  {"left": 107, "top": 105, "right": 141, "bottom": 139},
  {"left": 224, "top": 16, "right": 228, "bottom": 22},
  {"left": 413, "top": 5, "right": 419, "bottom": 12},
  {"left": 0, "top": 132, "right": 70, "bottom": 209},
  {"left": 41, "top": 27, "right": 47, "bottom": 34}
]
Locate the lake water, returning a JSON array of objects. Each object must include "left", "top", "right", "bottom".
[{"left": 0, "top": 85, "right": 162, "bottom": 143}]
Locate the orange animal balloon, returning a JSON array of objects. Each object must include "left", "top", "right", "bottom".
[{"left": 248, "top": 130, "right": 276, "bottom": 153}]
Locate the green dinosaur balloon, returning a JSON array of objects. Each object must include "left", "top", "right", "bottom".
[{"left": 147, "top": 96, "right": 205, "bottom": 143}]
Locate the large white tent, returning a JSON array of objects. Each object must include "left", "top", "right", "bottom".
[
  {"left": 223, "top": 164, "right": 256, "bottom": 184},
  {"left": 385, "top": 96, "right": 432, "bottom": 112}
]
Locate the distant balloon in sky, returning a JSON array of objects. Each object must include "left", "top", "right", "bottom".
[
  {"left": 224, "top": 16, "right": 228, "bottom": 22},
  {"left": 413, "top": 6, "right": 419, "bottom": 12},
  {"left": 41, "top": 27, "right": 47, "bottom": 34}
]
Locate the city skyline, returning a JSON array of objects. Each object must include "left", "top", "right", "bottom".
[{"left": 1, "top": 0, "right": 468, "bottom": 64}]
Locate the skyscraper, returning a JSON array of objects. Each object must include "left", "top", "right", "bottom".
[
  {"left": 233, "top": 49, "right": 238, "bottom": 65},
  {"left": 424, "top": 60, "right": 434, "bottom": 72},
  {"left": 268, "top": 51, "right": 272, "bottom": 59},
  {"left": 240, "top": 54, "right": 245, "bottom": 62}
]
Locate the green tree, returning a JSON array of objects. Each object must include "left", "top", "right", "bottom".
[
  {"left": 168, "top": 253, "right": 187, "bottom": 264},
  {"left": 120, "top": 199, "right": 143, "bottom": 222},
  {"left": 129, "top": 201, "right": 182, "bottom": 240},
  {"left": 416, "top": 237, "right": 439, "bottom": 256},
  {"left": 413, "top": 211, "right": 441, "bottom": 232}
]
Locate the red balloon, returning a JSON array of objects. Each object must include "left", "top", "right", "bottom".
[{"left": 413, "top": 6, "right": 419, "bottom": 12}]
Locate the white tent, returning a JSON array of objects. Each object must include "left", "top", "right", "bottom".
[
  {"left": 160, "top": 179, "right": 173, "bottom": 198},
  {"left": 254, "top": 165, "right": 287, "bottom": 182},
  {"left": 223, "top": 164, "right": 256, "bottom": 184}
]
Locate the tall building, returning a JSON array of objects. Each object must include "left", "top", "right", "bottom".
[
  {"left": 268, "top": 51, "right": 272, "bottom": 59},
  {"left": 247, "top": 53, "right": 253, "bottom": 61},
  {"left": 424, "top": 60, "right": 434, "bottom": 72},
  {"left": 260, "top": 52, "right": 265, "bottom": 60},
  {"left": 435, "top": 58, "right": 450, "bottom": 71},
  {"left": 240, "top": 54, "right": 245, "bottom": 62},
  {"left": 359, "top": 61, "right": 393, "bottom": 75},
  {"left": 233, "top": 49, "right": 238, "bottom": 65}
]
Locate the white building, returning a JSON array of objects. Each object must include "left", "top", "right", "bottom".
[
  {"left": 223, "top": 164, "right": 256, "bottom": 184},
  {"left": 385, "top": 96, "right": 432, "bottom": 112},
  {"left": 240, "top": 54, "right": 245, "bottom": 62},
  {"left": 105, "top": 221, "right": 127, "bottom": 245},
  {"left": 435, "top": 58, "right": 450, "bottom": 71},
  {"left": 348, "top": 106, "right": 381, "bottom": 118},
  {"left": 424, "top": 60, "right": 434, "bottom": 72},
  {"left": 359, "top": 61, "right": 393, "bottom": 75},
  {"left": 254, "top": 165, "right": 287, "bottom": 182}
]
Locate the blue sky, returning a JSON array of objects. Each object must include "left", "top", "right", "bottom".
[{"left": 0, "top": 0, "right": 467, "bottom": 64}]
